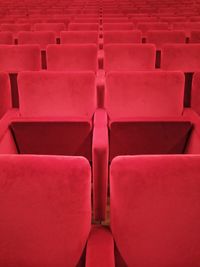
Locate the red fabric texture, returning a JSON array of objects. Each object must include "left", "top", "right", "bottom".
[
  {"left": 161, "top": 44, "right": 200, "bottom": 72},
  {"left": 18, "top": 31, "right": 56, "bottom": 50},
  {"left": 103, "top": 30, "right": 142, "bottom": 44},
  {"left": 104, "top": 44, "right": 156, "bottom": 72},
  {"left": 110, "top": 155, "right": 200, "bottom": 266},
  {"left": 0, "top": 155, "right": 91, "bottom": 267},
  {"left": 60, "top": 31, "right": 99, "bottom": 44},
  {"left": 0, "top": 73, "right": 11, "bottom": 119},
  {"left": 47, "top": 44, "right": 98, "bottom": 71}
]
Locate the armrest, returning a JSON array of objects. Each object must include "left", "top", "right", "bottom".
[
  {"left": 95, "top": 72, "right": 106, "bottom": 108},
  {"left": 92, "top": 109, "right": 109, "bottom": 221},
  {"left": 86, "top": 226, "right": 115, "bottom": 267},
  {"left": 183, "top": 108, "right": 200, "bottom": 125},
  {"left": 0, "top": 109, "right": 19, "bottom": 140},
  {"left": 98, "top": 49, "right": 104, "bottom": 69}
]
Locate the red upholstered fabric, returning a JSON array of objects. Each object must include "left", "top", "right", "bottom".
[
  {"left": 191, "top": 72, "right": 200, "bottom": 115},
  {"left": 105, "top": 71, "right": 184, "bottom": 118},
  {"left": 103, "top": 23, "right": 134, "bottom": 31},
  {"left": 68, "top": 23, "right": 99, "bottom": 31},
  {"left": 161, "top": 44, "right": 200, "bottom": 72},
  {"left": 18, "top": 71, "right": 96, "bottom": 118},
  {"left": 0, "top": 24, "right": 31, "bottom": 38},
  {"left": 137, "top": 22, "right": 169, "bottom": 36},
  {"left": 190, "top": 30, "right": 200, "bottom": 43},
  {"left": 146, "top": 30, "right": 186, "bottom": 50},
  {"left": 60, "top": 31, "right": 99, "bottom": 44},
  {"left": 0, "top": 32, "right": 13, "bottom": 44},
  {"left": 18, "top": 31, "right": 56, "bottom": 50},
  {"left": 0, "top": 73, "right": 11, "bottom": 119},
  {"left": 0, "top": 45, "right": 41, "bottom": 73},
  {"left": 47, "top": 44, "right": 98, "bottom": 71},
  {"left": 110, "top": 155, "right": 200, "bottom": 266},
  {"left": 104, "top": 44, "right": 156, "bottom": 72},
  {"left": 103, "top": 31, "right": 142, "bottom": 44},
  {"left": 33, "top": 23, "right": 66, "bottom": 37},
  {"left": 86, "top": 226, "right": 115, "bottom": 267},
  {"left": 0, "top": 155, "right": 91, "bottom": 267}
]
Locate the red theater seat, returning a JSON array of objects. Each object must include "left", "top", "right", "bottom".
[
  {"left": 0, "top": 45, "right": 41, "bottom": 107},
  {"left": 146, "top": 30, "right": 186, "bottom": 50},
  {"left": 190, "top": 30, "right": 200, "bottom": 43},
  {"left": 0, "top": 71, "right": 108, "bottom": 221},
  {"left": 60, "top": 31, "right": 99, "bottom": 44},
  {"left": 0, "top": 155, "right": 92, "bottom": 267},
  {"left": 161, "top": 44, "right": 200, "bottom": 106},
  {"left": 110, "top": 155, "right": 200, "bottom": 266},
  {"left": 103, "top": 30, "right": 142, "bottom": 44},
  {"left": 137, "top": 22, "right": 169, "bottom": 36},
  {"left": 47, "top": 44, "right": 98, "bottom": 71},
  {"left": 18, "top": 31, "right": 56, "bottom": 50},
  {"left": 0, "top": 32, "right": 13, "bottom": 44},
  {"left": 103, "top": 23, "right": 134, "bottom": 31},
  {"left": 104, "top": 44, "right": 156, "bottom": 72},
  {"left": 33, "top": 23, "right": 66, "bottom": 38},
  {"left": 105, "top": 71, "right": 200, "bottom": 160},
  {"left": 173, "top": 22, "right": 200, "bottom": 37},
  {"left": 0, "top": 24, "right": 31, "bottom": 39},
  {"left": 68, "top": 23, "right": 99, "bottom": 31},
  {"left": 0, "top": 73, "right": 11, "bottom": 119}
]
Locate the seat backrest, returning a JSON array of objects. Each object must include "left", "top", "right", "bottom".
[
  {"left": 103, "top": 23, "right": 134, "bottom": 31},
  {"left": 0, "top": 32, "right": 13, "bottom": 44},
  {"left": 68, "top": 23, "right": 99, "bottom": 31},
  {"left": 60, "top": 31, "right": 99, "bottom": 44},
  {"left": 137, "top": 22, "right": 169, "bottom": 35},
  {"left": 0, "top": 155, "right": 91, "bottom": 267},
  {"left": 110, "top": 155, "right": 200, "bottom": 266},
  {"left": 0, "top": 23, "right": 31, "bottom": 33},
  {"left": 33, "top": 23, "right": 66, "bottom": 33},
  {"left": 0, "top": 72, "right": 11, "bottom": 118},
  {"left": 161, "top": 44, "right": 200, "bottom": 72},
  {"left": 103, "top": 30, "right": 142, "bottom": 44},
  {"left": 0, "top": 45, "right": 41, "bottom": 73},
  {"left": 190, "top": 30, "right": 200, "bottom": 43},
  {"left": 104, "top": 44, "right": 156, "bottom": 72},
  {"left": 146, "top": 30, "right": 186, "bottom": 50},
  {"left": 18, "top": 31, "right": 56, "bottom": 50},
  {"left": 47, "top": 44, "right": 98, "bottom": 72},
  {"left": 105, "top": 71, "right": 184, "bottom": 118},
  {"left": 18, "top": 71, "right": 96, "bottom": 118}
]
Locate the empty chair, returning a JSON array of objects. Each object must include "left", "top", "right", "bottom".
[
  {"left": 137, "top": 22, "right": 169, "bottom": 37},
  {"left": 18, "top": 31, "right": 56, "bottom": 50},
  {"left": 0, "top": 24, "right": 31, "bottom": 39},
  {"left": 160, "top": 16, "right": 186, "bottom": 23},
  {"left": 0, "top": 155, "right": 92, "bottom": 267},
  {"left": 146, "top": 30, "right": 186, "bottom": 50},
  {"left": 104, "top": 44, "right": 156, "bottom": 72},
  {"left": 173, "top": 22, "right": 200, "bottom": 37},
  {"left": 102, "top": 18, "right": 129, "bottom": 23},
  {"left": 190, "top": 30, "right": 200, "bottom": 43},
  {"left": 0, "top": 45, "right": 41, "bottom": 107},
  {"left": 109, "top": 155, "right": 200, "bottom": 266},
  {"left": 161, "top": 44, "right": 200, "bottom": 106},
  {"left": 103, "top": 30, "right": 142, "bottom": 44},
  {"left": 0, "top": 73, "right": 11, "bottom": 119},
  {"left": 68, "top": 23, "right": 99, "bottom": 31},
  {"left": 103, "top": 23, "right": 134, "bottom": 31},
  {"left": 73, "top": 18, "right": 100, "bottom": 23},
  {"left": 161, "top": 44, "right": 200, "bottom": 72},
  {"left": 33, "top": 23, "right": 66, "bottom": 38},
  {"left": 60, "top": 31, "right": 99, "bottom": 44},
  {"left": 47, "top": 44, "right": 98, "bottom": 71},
  {"left": 0, "top": 32, "right": 13, "bottom": 44},
  {"left": 105, "top": 71, "right": 200, "bottom": 160},
  {"left": 0, "top": 71, "right": 108, "bottom": 221}
]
